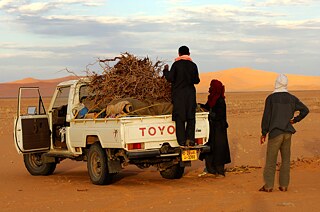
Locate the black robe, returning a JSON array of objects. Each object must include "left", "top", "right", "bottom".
[
  {"left": 200, "top": 97, "right": 231, "bottom": 166},
  {"left": 164, "top": 60, "right": 200, "bottom": 121}
]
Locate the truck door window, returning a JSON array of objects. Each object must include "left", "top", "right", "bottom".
[
  {"left": 78, "top": 85, "right": 96, "bottom": 112},
  {"left": 53, "top": 86, "right": 71, "bottom": 109},
  {"left": 79, "top": 85, "right": 89, "bottom": 101},
  {"left": 19, "top": 88, "right": 46, "bottom": 116}
]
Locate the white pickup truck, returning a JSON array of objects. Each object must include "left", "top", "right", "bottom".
[{"left": 14, "top": 79, "right": 210, "bottom": 185}]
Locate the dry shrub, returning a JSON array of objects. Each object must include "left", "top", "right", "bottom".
[{"left": 86, "top": 53, "right": 171, "bottom": 108}]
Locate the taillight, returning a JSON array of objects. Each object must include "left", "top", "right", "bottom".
[
  {"left": 195, "top": 138, "right": 204, "bottom": 145},
  {"left": 127, "top": 143, "right": 144, "bottom": 150}
]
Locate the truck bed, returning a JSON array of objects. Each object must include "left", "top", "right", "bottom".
[{"left": 68, "top": 112, "right": 209, "bottom": 150}]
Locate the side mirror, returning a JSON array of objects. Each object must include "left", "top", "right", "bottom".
[{"left": 27, "top": 106, "right": 37, "bottom": 115}]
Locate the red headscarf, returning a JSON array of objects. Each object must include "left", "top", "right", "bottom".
[{"left": 207, "top": 79, "right": 225, "bottom": 108}]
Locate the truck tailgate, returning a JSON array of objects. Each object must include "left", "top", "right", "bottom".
[{"left": 121, "top": 112, "right": 209, "bottom": 149}]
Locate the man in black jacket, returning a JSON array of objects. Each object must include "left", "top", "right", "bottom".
[
  {"left": 259, "top": 74, "right": 309, "bottom": 192},
  {"left": 163, "top": 46, "right": 200, "bottom": 146}
]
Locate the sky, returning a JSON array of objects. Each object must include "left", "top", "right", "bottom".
[{"left": 0, "top": 0, "right": 319, "bottom": 83}]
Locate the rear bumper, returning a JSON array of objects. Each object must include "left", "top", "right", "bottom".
[
  {"left": 127, "top": 149, "right": 160, "bottom": 159},
  {"left": 126, "top": 145, "right": 210, "bottom": 160},
  {"left": 195, "top": 145, "right": 211, "bottom": 153}
]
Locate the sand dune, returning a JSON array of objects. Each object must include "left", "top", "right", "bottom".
[
  {"left": 0, "top": 76, "right": 80, "bottom": 98},
  {"left": 196, "top": 67, "right": 320, "bottom": 93},
  {"left": 1, "top": 68, "right": 319, "bottom": 98},
  {"left": 9, "top": 75, "right": 80, "bottom": 84},
  {"left": 10, "top": 77, "right": 42, "bottom": 84}
]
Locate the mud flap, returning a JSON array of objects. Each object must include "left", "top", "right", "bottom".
[
  {"left": 107, "top": 159, "right": 122, "bottom": 173},
  {"left": 180, "top": 161, "right": 191, "bottom": 167},
  {"left": 41, "top": 155, "right": 57, "bottom": 163}
]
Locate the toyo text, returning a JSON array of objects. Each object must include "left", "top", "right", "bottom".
[{"left": 139, "top": 125, "right": 175, "bottom": 136}]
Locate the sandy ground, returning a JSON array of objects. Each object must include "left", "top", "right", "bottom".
[{"left": 1, "top": 91, "right": 320, "bottom": 212}]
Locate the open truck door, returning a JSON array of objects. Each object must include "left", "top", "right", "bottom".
[{"left": 14, "top": 87, "right": 50, "bottom": 153}]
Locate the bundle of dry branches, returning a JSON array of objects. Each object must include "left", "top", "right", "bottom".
[{"left": 86, "top": 53, "right": 171, "bottom": 108}]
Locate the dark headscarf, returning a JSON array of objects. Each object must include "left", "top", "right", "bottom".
[{"left": 207, "top": 79, "right": 225, "bottom": 108}]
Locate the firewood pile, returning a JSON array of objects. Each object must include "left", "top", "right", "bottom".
[{"left": 85, "top": 53, "right": 172, "bottom": 114}]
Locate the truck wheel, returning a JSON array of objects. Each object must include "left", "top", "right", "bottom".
[
  {"left": 87, "top": 143, "right": 113, "bottom": 185},
  {"left": 160, "top": 164, "right": 185, "bottom": 179},
  {"left": 23, "top": 153, "right": 56, "bottom": 176}
]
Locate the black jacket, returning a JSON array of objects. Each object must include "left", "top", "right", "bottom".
[
  {"left": 261, "top": 92, "right": 309, "bottom": 139},
  {"left": 164, "top": 60, "right": 200, "bottom": 121}
]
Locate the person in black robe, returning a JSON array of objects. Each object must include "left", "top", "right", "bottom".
[
  {"left": 163, "top": 46, "right": 200, "bottom": 146},
  {"left": 199, "top": 79, "right": 231, "bottom": 178}
]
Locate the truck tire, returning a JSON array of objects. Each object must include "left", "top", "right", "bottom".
[
  {"left": 23, "top": 153, "right": 56, "bottom": 176},
  {"left": 87, "top": 143, "right": 113, "bottom": 185},
  {"left": 160, "top": 164, "right": 185, "bottom": 179}
]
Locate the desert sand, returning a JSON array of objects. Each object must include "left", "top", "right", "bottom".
[{"left": 1, "top": 90, "right": 319, "bottom": 212}]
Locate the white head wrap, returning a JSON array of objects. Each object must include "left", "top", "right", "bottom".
[{"left": 273, "top": 73, "right": 288, "bottom": 93}]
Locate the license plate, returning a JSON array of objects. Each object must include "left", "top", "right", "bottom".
[{"left": 181, "top": 150, "right": 198, "bottom": 161}]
